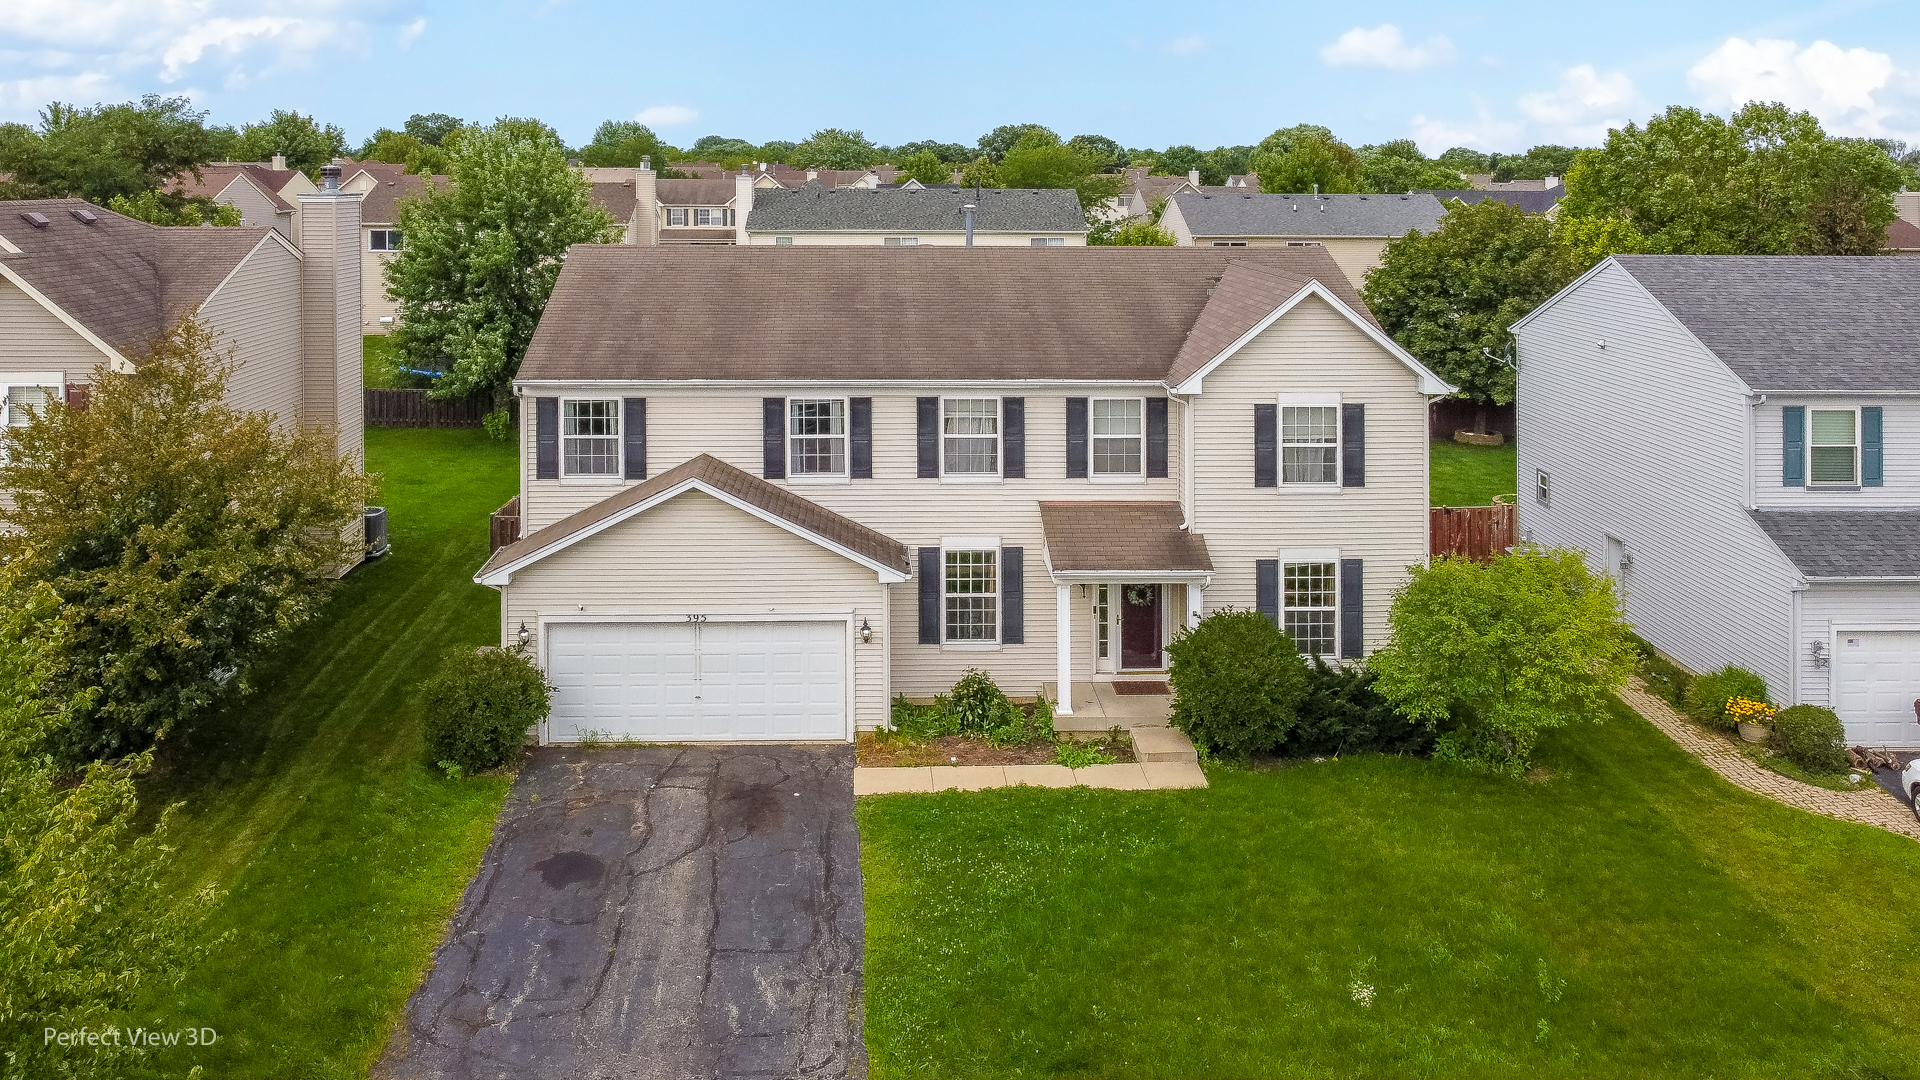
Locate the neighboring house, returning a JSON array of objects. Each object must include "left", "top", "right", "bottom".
[
  {"left": 1160, "top": 192, "right": 1448, "bottom": 287},
  {"left": 1515, "top": 255, "right": 1920, "bottom": 748},
  {"left": 1425, "top": 186, "right": 1564, "bottom": 218},
  {"left": 169, "top": 155, "right": 317, "bottom": 241},
  {"left": 0, "top": 178, "right": 364, "bottom": 473},
  {"left": 1109, "top": 168, "right": 1261, "bottom": 222},
  {"left": 1464, "top": 174, "right": 1562, "bottom": 191},
  {"left": 742, "top": 182, "right": 1088, "bottom": 246},
  {"left": 340, "top": 161, "right": 449, "bottom": 333},
  {"left": 1887, "top": 218, "right": 1920, "bottom": 254},
  {"left": 475, "top": 246, "right": 1451, "bottom": 743},
  {"left": 1898, "top": 191, "right": 1919, "bottom": 228}
]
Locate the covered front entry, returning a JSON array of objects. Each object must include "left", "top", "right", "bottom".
[
  {"left": 545, "top": 619, "right": 849, "bottom": 742},
  {"left": 1834, "top": 629, "right": 1920, "bottom": 747},
  {"left": 1119, "top": 583, "right": 1166, "bottom": 670}
]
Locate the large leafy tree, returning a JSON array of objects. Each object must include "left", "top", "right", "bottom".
[
  {"left": 223, "top": 109, "right": 349, "bottom": 176},
  {"left": 893, "top": 151, "right": 953, "bottom": 186},
  {"left": 975, "top": 123, "right": 1056, "bottom": 163},
  {"left": 788, "top": 128, "right": 884, "bottom": 170},
  {"left": 1492, "top": 144, "right": 1580, "bottom": 181},
  {"left": 1357, "top": 139, "right": 1468, "bottom": 192},
  {"left": 577, "top": 120, "right": 676, "bottom": 167},
  {"left": 1251, "top": 125, "right": 1364, "bottom": 193},
  {"left": 1065, "top": 134, "right": 1125, "bottom": 171},
  {"left": 0, "top": 95, "right": 216, "bottom": 203},
  {"left": 1361, "top": 198, "right": 1587, "bottom": 406},
  {"left": 996, "top": 130, "right": 1123, "bottom": 218},
  {"left": 892, "top": 139, "right": 972, "bottom": 164},
  {"left": 405, "top": 112, "right": 465, "bottom": 147},
  {"left": 0, "top": 316, "right": 375, "bottom": 763},
  {"left": 387, "top": 118, "right": 619, "bottom": 406}
]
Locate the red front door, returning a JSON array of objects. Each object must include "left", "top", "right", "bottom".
[{"left": 1120, "top": 584, "right": 1163, "bottom": 669}]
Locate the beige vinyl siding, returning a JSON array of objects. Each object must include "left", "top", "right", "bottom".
[
  {"left": 1178, "top": 237, "right": 1384, "bottom": 289},
  {"left": 500, "top": 489, "right": 891, "bottom": 729},
  {"left": 362, "top": 244, "right": 399, "bottom": 332},
  {"left": 1188, "top": 293, "right": 1430, "bottom": 654},
  {"left": 199, "top": 240, "right": 305, "bottom": 423},
  {"left": 743, "top": 231, "right": 1088, "bottom": 247},
  {"left": 0, "top": 278, "right": 106, "bottom": 378},
  {"left": 215, "top": 177, "right": 290, "bottom": 238}
]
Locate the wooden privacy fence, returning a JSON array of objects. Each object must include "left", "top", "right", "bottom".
[
  {"left": 489, "top": 496, "right": 521, "bottom": 555},
  {"left": 1431, "top": 499, "right": 1517, "bottom": 563},
  {"left": 364, "top": 388, "right": 492, "bottom": 428}
]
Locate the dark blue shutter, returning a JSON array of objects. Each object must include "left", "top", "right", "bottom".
[
  {"left": 918, "top": 547, "right": 941, "bottom": 644},
  {"left": 1255, "top": 559, "right": 1279, "bottom": 626},
  {"left": 622, "top": 397, "right": 647, "bottom": 480},
  {"left": 850, "top": 397, "right": 872, "bottom": 479},
  {"left": 1065, "top": 397, "right": 1089, "bottom": 478},
  {"left": 762, "top": 398, "right": 786, "bottom": 479},
  {"left": 917, "top": 397, "right": 939, "bottom": 478},
  {"left": 1339, "top": 559, "right": 1364, "bottom": 659},
  {"left": 1001, "top": 547, "right": 1024, "bottom": 643},
  {"left": 1341, "top": 403, "right": 1365, "bottom": 487},
  {"left": 1862, "top": 406, "right": 1883, "bottom": 487},
  {"left": 1782, "top": 406, "right": 1805, "bottom": 487},
  {"left": 1146, "top": 397, "right": 1169, "bottom": 478},
  {"left": 534, "top": 397, "right": 558, "bottom": 480},
  {"left": 1253, "top": 404, "right": 1277, "bottom": 488},
  {"left": 1003, "top": 398, "right": 1025, "bottom": 478}
]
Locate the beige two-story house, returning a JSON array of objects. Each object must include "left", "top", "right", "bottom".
[
  {"left": 1161, "top": 192, "right": 1448, "bottom": 287},
  {"left": 475, "top": 246, "right": 1450, "bottom": 743}
]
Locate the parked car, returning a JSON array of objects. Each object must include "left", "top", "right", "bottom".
[{"left": 1905, "top": 757, "right": 1920, "bottom": 822}]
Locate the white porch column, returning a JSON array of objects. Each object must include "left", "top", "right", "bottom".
[
  {"left": 1187, "top": 584, "right": 1203, "bottom": 631},
  {"left": 1055, "top": 583, "right": 1074, "bottom": 715}
]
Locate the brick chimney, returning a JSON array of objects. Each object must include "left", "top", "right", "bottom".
[
  {"left": 735, "top": 167, "right": 753, "bottom": 244},
  {"left": 297, "top": 163, "right": 364, "bottom": 469}
]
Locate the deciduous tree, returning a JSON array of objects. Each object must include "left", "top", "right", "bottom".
[
  {"left": 788, "top": 128, "right": 883, "bottom": 170},
  {"left": 894, "top": 151, "right": 952, "bottom": 186},
  {"left": 0, "top": 95, "right": 217, "bottom": 203},
  {"left": 1250, "top": 126, "right": 1364, "bottom": 193},
  {"left": 577, "top": 120, "right": 675, "bottom": 168},
  {"left": 227, "top": 109, "right": 349, "bottom": 177}
]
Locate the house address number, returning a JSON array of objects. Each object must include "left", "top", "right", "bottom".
[{"left": 686, "top": 614, "right": 707, "bottom": 623}]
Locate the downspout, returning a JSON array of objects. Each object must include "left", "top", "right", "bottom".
[
  {"left": 1174, "top": 392, "right": 1195, "bottom": 530},
  {"left": 1746, "top": 393, "right": 1765, "bottom": 510}
]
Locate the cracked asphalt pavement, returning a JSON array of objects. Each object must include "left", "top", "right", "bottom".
[{"left": 374, "top": 745, "right": 866, "bottom": 1080}]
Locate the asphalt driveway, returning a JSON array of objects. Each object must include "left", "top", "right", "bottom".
[{"left": 375, "top": 744, "right": 865, "bottom": 1080}]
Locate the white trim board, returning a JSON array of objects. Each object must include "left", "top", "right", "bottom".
[{"left": 1171, "top": 279, "right": 1454, "bottom": 396}]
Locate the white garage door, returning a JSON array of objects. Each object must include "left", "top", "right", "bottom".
[
  {"left": 1834, "top": 630, "right": 1920, "bottom": 747},
  {"left": 545, "top": 620, "right": 847, "bottom": 742}
]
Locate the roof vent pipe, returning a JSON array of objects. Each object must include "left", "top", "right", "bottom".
[
  {"left": 963, "top": 203, "right": 976, "bottom": 246},
  {"left": 321, "top": 163, "right": 341, "bottom": 192}
]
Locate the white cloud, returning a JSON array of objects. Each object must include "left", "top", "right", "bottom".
[
  {"left": 636, "top": 105, "right": 697, "bottom": 127},
  {"left": 1410, "top": 110, "right": 1523, "bottom": 156},
  {"left": 1321, "top": 25, "right": 1455, "bottom": 71},
  {"left": 399, "top": 17, "right": 427, "bottom": 49},
  {"left": 1688, "top": 37, "right": 1916, "bottom": 139},
  {"left": 0, "top": 71, "right": 121, "bottom": 115},
  {"left": 1167, "top": 35, "right": 1204, "bottom": 57},
  {"left": 1516, "top": 64, "right": 1641, "bottom": 143}
]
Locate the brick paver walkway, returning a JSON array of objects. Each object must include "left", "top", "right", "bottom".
[{"left": 1619, "top": 681, "right": 1920, "bottom": 842}]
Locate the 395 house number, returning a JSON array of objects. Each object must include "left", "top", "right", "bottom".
[{"left": 685, "top": 614, "right": 707, "bottom": 622}]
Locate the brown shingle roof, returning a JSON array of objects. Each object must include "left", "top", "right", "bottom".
[
  {"left": 478, "top": 453, "right": 910, "bottom": 579},
  {"left": 1887, "top": 217, "right": 1920, "bottom": 252},
  {"left": 0, "top": 198, "right": 275, "bottom": 356},
  {"left": 590, "top": 181, "right": 637, "bottom": 221},
  {"left": 655, "top": 178, "right": 737, "bottom": 206},
  {"left": 170, "top": 163, "right": 300, "bottom": 212},
  {"left": 520, "top": 245, "right": 1372, "bottom": 384},
  {"left": 1038, "top": 502, "right": 1212, "bottom": 572},
  {"left": 1165, "top": 258, "right": 1379, "bottom": 387},
  {"left": 355, "top": 172, "right": 447, "bottom": 225}
]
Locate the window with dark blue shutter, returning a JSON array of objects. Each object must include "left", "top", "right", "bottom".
[
  {"left": 1001, "top": 547, "right": 1024, "bottom": 643},
  {"left": 1147, "top": 397, "right": 1169, "bottom": 478},
  {"left": 1256, "top": 559, "right": 1279, "bottom": 625},
  {"left": 1003, "top": 398, "right": 1026, "bottom": 478},
  {"left": 534, "top": 397, "right": 558, "bottom": 480},
  {"left": 762, "top": 398, "right": 785, "bottom": 479},
  {"left": 1339, "top": 559, "right": 1364, "bottom": 659},
  {"left": 1782, "top": 405, "right": 1805, "bottom": 487},
  {"left": 1065, "top": 397, "right": 1089, "bottom": 478},
  {"left": 1863, "top": 406, "right": 1883, "bottom": 487},
  {"left": 623, "top": 398, "right": 647, "bottom": 480},
  {"left": 918, "top": 547, "right": 940, "bottom": 644},
  {"left": 850, "top": 397, "right": 873, "bottom": 479},
  {"left": 1341, "top": 403, "right": 1365, "bottom": 487},
  {"left": 916, "top": 397, "right": 939, "bottom": 478},
  {"left": 1253, "top": 404, "right": 1277, "bottom": 488}
]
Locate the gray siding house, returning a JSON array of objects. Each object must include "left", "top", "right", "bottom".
[{"left": 1515, "top": 256, "right": 1920, "bottom": 747}]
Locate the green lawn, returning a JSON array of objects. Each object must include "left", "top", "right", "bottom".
[
  {"left": 859, "top": 698, "right": 1920, "bottom": 1078},
  {"left": 126, "top": 428, "right": 516, "bottom": 1078},
  {"left": 1430, "top": 438, "right": 1517, "bottom": 507}
]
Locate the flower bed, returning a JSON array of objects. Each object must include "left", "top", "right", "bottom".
[{"left": 856, "top": 729, "right": 1136, "bottom": 768}]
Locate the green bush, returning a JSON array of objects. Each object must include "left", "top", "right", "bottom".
[
  {"left": 1632, "top": 635, "right": 1694, "bottom": 708},
  {"left": 1279, "top": 658, "right": 1433, "bottom": 758},
  {"left": 1167, "top": 608, "right": 1310, "bottom": 762},
  {"left": 422, "top": 647, "right": 550, "bottom": 774},
  {"left": 885, "top": 673, "right": 1056, "bottom": 748},
  {"left": 1683, "top": 666, "right": 1768, "bottom": 731},
  {"left": 1768, "top": 704, "right": 1849, "bottom": 774}
]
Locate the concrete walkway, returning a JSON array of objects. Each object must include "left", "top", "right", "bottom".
[
  {"left": 1620, "top": 681, "right": 1920, "bottom": 842},
  {"left": 1041, "top": 681, "right": 1173, "bottom": 731},
  {"left": 854, "top": 722, "right": 1206, "bottom": 795}
]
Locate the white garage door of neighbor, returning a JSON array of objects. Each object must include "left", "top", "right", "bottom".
[
  {"left": 545, "top": 620, "right": 847, "bottom": 742},
  {"left": 1834, "top": 629, "right": 1920, "bottom": 747}
]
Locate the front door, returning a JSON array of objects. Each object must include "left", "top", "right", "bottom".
[{"left": 1120, "top": 584, "right": 1163, "bottom": 670}]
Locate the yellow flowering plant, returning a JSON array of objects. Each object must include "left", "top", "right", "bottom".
[{"left": 1725, "top": 696, "right": 1776, "bottom": 726}]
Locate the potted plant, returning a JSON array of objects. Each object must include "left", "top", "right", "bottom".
[{"left": 1727, "top": 696, "right": 1776, "bottom": 744}]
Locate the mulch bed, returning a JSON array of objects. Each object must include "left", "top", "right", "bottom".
[{"left": 856, "top": 732, "right": 1136, "bottom": 768}]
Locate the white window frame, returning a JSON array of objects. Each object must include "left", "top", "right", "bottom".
[
  {"left": 1, "top": 376, "right": 64, "bottom": 460},
  {"left": 882, "top": 236, "right": 919, "bottom": 246},
  {"left": 1808, "top": 406, "right": 1861, "bottom": 488},
  {"left": 941, "top": 538, "right": 1001, "bottom": 648},
  {"left": 666, "top": 208, "right": 689, "bottom": 227},
  {"left": 1535, "top": 468, "right": 1551, "bottom": 507},
  {"left": 695, "top": 208, "right": 731, "bottom": 227},
  {"left": 1279, "top": 547, "right": 1340, "bottom": 658},
  {"left": 1277, "top": 393, "right": 1341, "bottom": 488},
  {"left": 1089, "top": 396, "right": 1147, "bottom": 482},
  {"left": 774, "top": 236, "right": 794, "bottom": 245},
  {"left": 559, "top": 397, "right": 621, "bottom": 481},
  {"left": 787, "top": 396, "right": 849, "bottom": 482},
  {"left": 940, "top": 396, "right": 1002, "bottom": 483},
  {"left": 1212, "top": 240, "right": 1248, "bottom": 247},
  {"left": 1285, "top": 240, "right": 1323, "bottom": 247},
  {"left": 1029, "top": 237, "right": 1065, "bottom": 247}
]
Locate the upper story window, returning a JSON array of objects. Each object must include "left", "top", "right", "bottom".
[
  {"left": 695, "top": 208, "right": 732, "bottom": 227},
  {"left": 945, "top": 549, "right": 998, "bottom": 642},
  {"left": 1285, "top": 240, "right": 1323, "bottom": 248},
  {"left": 1283, "top": 561, "right": 1337, "bottom": 655},
  {"left": 666, "top": 208, "right": 689, "bottom": 226},
  {"left": 369, "top": 229, "right": 402, "bottom": 250},
  {"left": 774, "top": 236, "right": 794, "bottom": 245},
  {"left": 883, "top": 236, "right": 919, "bottom": 246},
  {"left": 1281, "top": 404, "right": 1339, "bottom": 484},
  {"left": 1091, "top": 398, "right": 1144, "bottom": 478},
  {"left": 1030, "top": 237, "right": 1065, "bottom": 247},
  {"left": 562, "top": 399, "right": 619, "bottom": 476},
  {"left": 1810, "top": 408, "right": 1858, "bottom": 486},
  {"left": 789, "top": 398, "right": 846, "bottom": 477},
  {"left": 1212, "top": 240, "right": 1248, "bottom": 247},
  {"left": 943, "top": 398, "right": 999, "bottom": 477}
]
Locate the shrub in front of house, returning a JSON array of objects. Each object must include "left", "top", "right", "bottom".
[
  {"left": 423, "top": 647, "right": 550, "bottom": 775},
  {"left": 1167, "top": 608, "right": 1310, "bottom": 762},
  {"left": 1632, "top": 635, "right": 1694, "bottom": 708},
  {"left": 1683, "top": 666, "right": 1769, "bottom": 731},
  {"left": 1279, "top": 658, "right": 1433, "bottom": 758},
  {"left": 1767, "top": 705, "right": 1849, "bottom": 775}
]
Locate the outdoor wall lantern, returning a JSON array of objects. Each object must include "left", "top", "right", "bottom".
[
  {"left": 1810, "top": 639, "right": 1828, "bottom": 669},
  {"left": 859, "top": 618, "right": 873, "bottom": 644},
  {"left": 517, "top": 622, "right": 531, "bottom": 649}
]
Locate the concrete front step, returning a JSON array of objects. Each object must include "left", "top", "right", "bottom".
[{"left": 1129, "top": 724, "right": 1199, "bottom": 763}]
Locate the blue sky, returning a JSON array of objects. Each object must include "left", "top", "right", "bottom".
[{"left": 3, "top": 1, "right": 1918, "bottom": 154}]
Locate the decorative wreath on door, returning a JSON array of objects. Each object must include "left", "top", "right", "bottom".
[{"left": 1124, "top": 585, "right": 1157, "bottom": 606}]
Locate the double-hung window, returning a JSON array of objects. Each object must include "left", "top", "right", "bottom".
[
  {"left": 1281, "top": 404, "right": 1339, "bottom": 484},
  {"left": 1282, "top": 560, "right": 1337, "bottom": 656},
  {"left": 561, "top": 399, "right": 619, "bottom": 476},
  {"left": 788, "top": 398, "right": 846, "bottom": 477},
  {"left": 369, "top": 229, "right": 402, "bottom": 251},
  {"left": 3, "top": 384, "right": 54, "bottom": 431},
  {"left": 944, "top": 549, "right": 998, "bottom": 642},
  {"left": 942, "top": 398, "right": 999, "bottom": 477},
  {"left": 695, "top": 208, "right": 730, "bottom": 227},
  {"left": 1030, "top": 236, "right": 1065, "bottom": 247},
  {"left": 666, "top": 208, "right": 689, "bottom": 226},
  {"left": 1091, "top": 398, "right": 1144, "bottom": 478},
  {"left": 1809, "top": 408, "right": 1859, "bottom": 486},
  {"left": 882, "top": 236, "right": 919, "bottom": 246}
]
